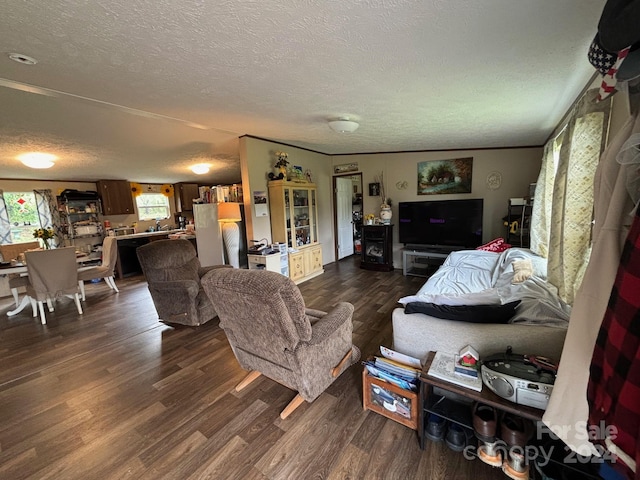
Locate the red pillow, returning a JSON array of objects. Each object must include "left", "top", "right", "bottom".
[{"left": 476, "top": 238, "right": 511, "bottom": 253}]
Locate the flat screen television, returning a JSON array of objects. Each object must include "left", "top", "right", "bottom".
[{"left": 398, "top": 199, "right": 483, "bottom": 248}]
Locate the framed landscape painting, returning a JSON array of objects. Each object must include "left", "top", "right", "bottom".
[{"left": 417, "top": 157, "right": 473, "bottom": 195}]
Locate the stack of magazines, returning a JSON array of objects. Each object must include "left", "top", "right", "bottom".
[{"left": 363, "top": 346, "right": 421, "bottom": 392}]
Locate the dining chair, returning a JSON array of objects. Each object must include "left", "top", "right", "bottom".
[
  {"left": 25, "top": 247, "right": 83, "bottom": 325},
  {"left": 78, "top": 236, "right": 119, "bottom": 301},
  {"left": 1, "top": 241, "right": 40, "bottom": 307}
]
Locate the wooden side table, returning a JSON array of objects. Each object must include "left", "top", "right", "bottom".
[{"left": 418, "top": 351, "right": 543, "bottom": 450}]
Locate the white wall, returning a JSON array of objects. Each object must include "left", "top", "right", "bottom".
[{"left": 240, "top": 136, "right": 335, "bottom": 263}]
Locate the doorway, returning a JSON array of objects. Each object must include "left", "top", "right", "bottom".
[{"left": 333, "top": 173, "right": 363, "bottom": 260}]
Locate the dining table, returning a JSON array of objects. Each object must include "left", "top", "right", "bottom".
[{"left": 1, "top": 253, "right": 99, "bottom": 317}]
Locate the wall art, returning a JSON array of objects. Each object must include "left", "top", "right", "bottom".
[{"left": 417, "top": 157, "right": 473, "bottom": 195}]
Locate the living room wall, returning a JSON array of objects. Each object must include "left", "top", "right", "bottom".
[
  {"left": 239, "top": 136, "right": 336, "bottom": 263},
  {"left": 239, "top": 135, "right": 543, "bottom": 269},
  {"left": 331, "top": 148, "right": 543, "bottom": 267}
]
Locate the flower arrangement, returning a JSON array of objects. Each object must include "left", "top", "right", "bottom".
[
  {"left": 130, "top": 182, "right": 143, "bottom": 197},
  {"left": 274, "top": 151, "right": 289, "bottom": 169},
  {"left": 364, "top": 213, "right": 375, "bottom": 225},
  {"left": 160, "top": 184, "right": 174, "bottom": 197},
  {"left": 33, "top": 227, "right": 55, "bottom": 249}
]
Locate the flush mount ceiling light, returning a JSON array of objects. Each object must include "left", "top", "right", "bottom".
[
  {"left": 18, "top": 152, "right": 57, "bottom": 169},
  {"left": 191, "top": 163, "right": 210, "bottom": 175},
  {"left": 8, "top": 53, "right": 38, "bottom": 65},
  {"left": 328, "top": 117, "right": 359, "bottom": 134}
]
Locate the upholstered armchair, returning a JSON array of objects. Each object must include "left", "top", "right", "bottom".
[
  {"left": 136, "top": 239, "right": 230, "bottom": 326},
  {"left": 201, "top": 268, "right": 361, "bottom": 419}
]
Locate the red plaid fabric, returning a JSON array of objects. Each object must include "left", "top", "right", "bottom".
[{"left": 588, "top": 206, "right": 640, "bottom": 480}]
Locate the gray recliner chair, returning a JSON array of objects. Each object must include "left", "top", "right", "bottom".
[
  {"left": 201, "top": 268, "right": 361, "bottom": 419},
  {"left": 136, "top": 239, "right": 229, "bottom": 326}
]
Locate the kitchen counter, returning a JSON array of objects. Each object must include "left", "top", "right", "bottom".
[
  {"left": 114, "top": 230, "right": 197, "bottom": 278},
  {"left": 114, "top": 229, "right": 195, "bottom": 240}
]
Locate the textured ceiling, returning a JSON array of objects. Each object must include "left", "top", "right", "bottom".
[{"left": 0, "top": 0, "right": 605, "bottom": 184}]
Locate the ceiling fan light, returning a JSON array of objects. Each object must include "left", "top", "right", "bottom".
[
  {"left": 328, "top": 118, "right": 359, "bottom": 133},
  {"left": 18, "top": 152, "right": 56, "bottom": 169},
  {"left": 191, "top": 163, "right": 210, "bottom": 175}
]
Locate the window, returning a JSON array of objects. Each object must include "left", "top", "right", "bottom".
[
  {"left": 135, "top": 193, "right": 170, "bottom": 221},
  {"left": 3, "top": 192, "right": 42, "bottom": 244}
]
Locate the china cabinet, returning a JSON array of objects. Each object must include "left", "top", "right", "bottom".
[{"left": 268, "top": 180, "right": 323, "bottom": 283}]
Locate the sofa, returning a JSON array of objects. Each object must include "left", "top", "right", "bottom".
[{"left": 392, "top": 248, "right": 570, "bottom": 362}]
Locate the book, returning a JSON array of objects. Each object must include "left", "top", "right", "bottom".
[
  {"left": 380, "top": 346, "right": 422, "bottom": 369},
  {"left": 427, "top": 351, "right": 483, "bottom": 392}
]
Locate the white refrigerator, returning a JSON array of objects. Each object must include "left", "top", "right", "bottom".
[{"left": 193, "top": 203, "right": 224, "bottom": 267}]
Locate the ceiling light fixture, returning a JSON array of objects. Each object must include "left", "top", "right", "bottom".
[
  {"left": 328, "top": 117, "right": 359, "bottom": 133},
  {"left": 8, "top": 53, "right": 38, "bottom": 65},
  {"left": 191, "top": 163, "right": 210, "bottom": 175},
  {"left": 18, "top": 152, "right": 57, "bottom": 169}
]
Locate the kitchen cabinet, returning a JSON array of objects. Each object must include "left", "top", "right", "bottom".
[
  {"left": 175, "top": 183, "right": 200, "bottom": 212},
  {"left": 268, "top": 180, "right": 323, "bottom": 283},
  {"left": 97, "top": 180, "right": 135, "bottom": 215}
]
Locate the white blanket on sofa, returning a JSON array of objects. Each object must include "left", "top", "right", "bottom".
[{"left": 398, "top": 249, "right": 571, "bottom": 328}]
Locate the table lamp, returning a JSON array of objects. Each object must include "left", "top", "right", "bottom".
[{"left": 217, "top": 202, "right": 242, "bottom": 268}]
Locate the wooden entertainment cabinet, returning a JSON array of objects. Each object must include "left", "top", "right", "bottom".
[{"left": 360, "top": 224, "right": 393, "bottom": 271}]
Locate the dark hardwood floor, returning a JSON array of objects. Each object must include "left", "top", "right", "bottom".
[{"left": 0, "top": 257, "right": 507, "bottom": 479}]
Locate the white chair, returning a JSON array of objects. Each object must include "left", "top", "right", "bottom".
[
  {"left": 77, "top": 237, "right": 119, "bottom": 301},
  {"left": 25, "top": 247, "right": 83, "bottom": 325}
]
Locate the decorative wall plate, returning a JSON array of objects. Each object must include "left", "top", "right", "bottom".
[{"left": 486, "top": 171, "right": 502, "bottom": 190}]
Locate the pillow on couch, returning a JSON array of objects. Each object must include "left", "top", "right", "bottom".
[
  {"left": 476, "top": 238, "right": 512, "bottom": 253},
  {"left": 404, "top": 300, "right": 521, "bottom": 324}
]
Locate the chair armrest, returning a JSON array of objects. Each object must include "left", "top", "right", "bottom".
[
  {"left": 305, "top": 307, "right": 328, "bottom": 320},
  {"left": 198, "top": 265, "right": 233, "bottom": 278},
  {"left": 306, "top": 302, "right": 354, "bottom": 345}
]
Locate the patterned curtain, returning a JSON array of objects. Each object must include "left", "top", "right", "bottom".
[
  {"left": 543, "top": 89, "right": 611, "bottom": 304},
  {"left": 530, "top": 132, "right": 564, "bottom": 258},
  {"left": 33, "top": 189, "right": 63, "bottom": 248},
  {"left": 0, "top": 190, "right": 11, "bottom": 244}
]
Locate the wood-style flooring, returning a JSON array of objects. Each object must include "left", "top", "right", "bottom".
[{"left": 0, "top": 257, "right": 507, "bottom": 479}]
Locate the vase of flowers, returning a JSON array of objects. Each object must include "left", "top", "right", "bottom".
[
  {"left": 33, "top": 227, "right": 55, "bottom": 249},
  {"left": 274, "top": 151, "right": 289, "bottom": 176}
]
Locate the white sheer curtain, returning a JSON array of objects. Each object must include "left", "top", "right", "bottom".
[
  {"left": 0, "top": 190, "right": 11, "bottom": 245},
  {"left": 530, "top": 89, "right": 611, "bottom": 304},
  {"left": 33, "top": 189, "right": 63, "bottom": 247},
  {"left": 0, "top": 189, "right": 61, "bottom": 246}
]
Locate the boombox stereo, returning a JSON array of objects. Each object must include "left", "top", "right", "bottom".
[{"left": 480, "top": 348, "right": 557, "bottom": 410}]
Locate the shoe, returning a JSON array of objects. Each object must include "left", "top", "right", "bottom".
[
  {"left": 445, "top": 423, "right": 474, "bottom": 453},
  {"left": 500, "top": 412, "right": 533, "bottom": 448},
  {"left": 472, "top": 402, "right": 498, "bottom": 443},
  {"left": 425, "top": 413, "right": 447, "bottom": 442}
]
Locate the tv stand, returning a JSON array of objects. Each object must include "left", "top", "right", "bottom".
[{"left": 402, "top": 247, "right": 459, "bottom": 277}]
